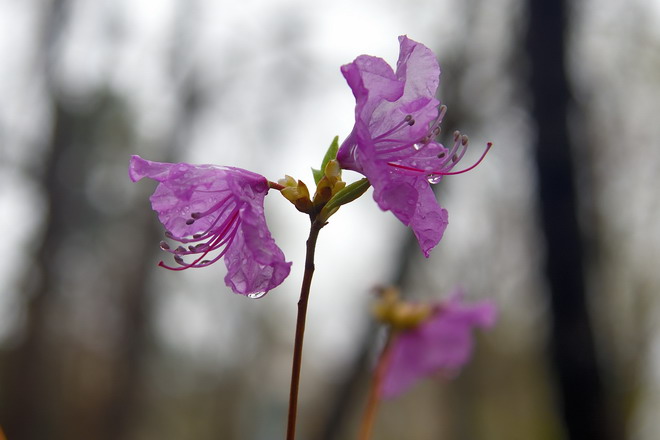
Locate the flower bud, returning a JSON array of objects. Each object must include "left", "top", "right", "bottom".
[{"left": 278, "top": 175, "right": 314, "bottom": 213}]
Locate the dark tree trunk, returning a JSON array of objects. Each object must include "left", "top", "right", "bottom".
[{"left": 526, "top": 1, "right": 622, "bottom": 439}]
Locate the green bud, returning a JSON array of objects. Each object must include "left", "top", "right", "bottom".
[{"left": 312, "top": 136, "right": 340, "bottom": 185}]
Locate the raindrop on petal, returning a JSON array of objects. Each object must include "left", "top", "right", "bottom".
[
  {"left": 248, "top": 292, "right": 267, "bottom": 299},
  {"left": 427, "top": 175, "right": 443, "bottom": 184}
]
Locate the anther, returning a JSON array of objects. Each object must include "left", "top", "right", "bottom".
[
  {"left": 191, "top": 212, "right": 202, "bottom": 219},
  {"left": 453, "top": 130, "right": 460, "bottom": 141},
  {"left": 186, "top": 219, "right": 195, "bottom": 225},
  {"left": 174, "top": 246, "right": 186, "bottom": 254},
  {"left": 193, "top": 233, "right": 203, "bottom": 239},
  {"left": 159, "top": 241, "right": 170, "bottom": 250},
  {"left": 461, "top": 134, "right": 469, "bottom": 146},
  {"left": 174, "top": 255, "right": 185, "bottom": 265},
  {"left": 438, "top": 152, "right": 446, "bottom": 158}
]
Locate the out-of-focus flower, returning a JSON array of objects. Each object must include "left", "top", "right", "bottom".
[
  {"left": 338, "top": 36, "right": 490, "bottom": 257},
  {"left": 379, "top": 289, "right": 497, "bottom": 398},
  {"left": 129, "top": 155, "right": 291, "bottom": 297}
]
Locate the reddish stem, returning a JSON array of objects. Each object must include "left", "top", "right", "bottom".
[
  {"left": 358, "top": 331, "right": 395, "bottom": 440},
  {"left": 286, "top": 219, "right": 324, "bottom": 440},
  {"left": 269, "top": 180, "right": 286, "bottom": 191}
]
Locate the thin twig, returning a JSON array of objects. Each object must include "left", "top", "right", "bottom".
[
  {"left": 286, "top": 219, "right": 324, "bottom": 440},
  {"left": 358, "top": 331, "right": 394, "bottom": 440}
]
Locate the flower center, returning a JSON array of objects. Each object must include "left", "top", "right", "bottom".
[
  {"left": 158, "top": 195, "right": 242, "bottom": 270},
  {"left": 373, "top": 105, "right": 448, "bottom": 156},
  {"left": 368, "top": 104, "right": 491, "bottom": 182}
]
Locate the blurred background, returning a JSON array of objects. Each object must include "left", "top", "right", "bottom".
[{"left": 1, "top": 0, "right": 659, "bottom": 439}]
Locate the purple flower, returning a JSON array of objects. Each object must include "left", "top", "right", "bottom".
[
  {"left": 129, "top": 155, "right": 291, "bottom": 297},
  {"left": 381, "top": 290, "right": 497, "bottom": 398},
  {"left": 338, "top": 36, "right": 490, "bottom": 257}
]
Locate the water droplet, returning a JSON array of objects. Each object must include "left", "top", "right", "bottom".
[
  {"left": 248, "top": 292, "right": 267, "bottom": 299},
  {"left": 427, "top": 174, "right": 443, "bottom": 184}
]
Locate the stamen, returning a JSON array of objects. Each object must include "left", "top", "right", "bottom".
[
  {"left": 158, "top": 209, "right": 241, "bottom": 271},
  {"left": 438, "top": 105, "right": 448, "bottom": 121},
  {"left": 386, "top": 141, "right": 492, "bottom": 178},
  {"left": 435, "top": 131, "right": 463, "bottom": 169},
  {"left": 431, "top": 142, "right": 493, "bottom": 176},
  {"left": 373, "top": 115, "right": 415, "bottom": 142}
]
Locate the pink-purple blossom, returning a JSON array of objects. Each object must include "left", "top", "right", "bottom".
[
  {"left": 129, "top": 155, "right": 291, "bottom": 297},
  {"left": 338, "top": 36, "right": 490, "bottom": 257},
  {"left": 380, "top": 290, "right": 497, "bottom": 398}
]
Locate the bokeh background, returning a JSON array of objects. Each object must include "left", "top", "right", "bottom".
[{"left": 1, "top": 0, "right": 659, "bottom": 439}]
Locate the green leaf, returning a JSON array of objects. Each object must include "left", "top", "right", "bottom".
[
  {"left": 319, "top": 178, "right": 371, "bottom": 222},
  {"left": 313, "top": 136, "right": 340, "bottom": 185}
]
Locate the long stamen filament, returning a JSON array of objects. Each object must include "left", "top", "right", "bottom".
[
  {"left": 435, "top": 142, "right": 492, "bottom": 176},
  {"left": 387, "top": 142, "right": 492, "bottom": 176}
]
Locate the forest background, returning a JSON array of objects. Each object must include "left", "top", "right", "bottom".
[{"left": 1, "top": 0, "right": 659, "bottom": 439}]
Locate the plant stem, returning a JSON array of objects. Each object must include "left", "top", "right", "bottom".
[
  {"left": 358, "top": 331, "right": 395, "bottom": 440},
  {"left": 286, "top": 219, "right": 324, "bottom": 440}
]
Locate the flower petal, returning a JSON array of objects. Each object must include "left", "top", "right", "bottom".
[
  {"left": 337, "top": 37, "right": 449, "bottom": 257},
  {"left": 381, "top": 292, "right": 497, "bottom": 398},
  {"left": 224, "top": 203, "right": 292, "bottom": 295},
  {"left": 129, "top": 155, "right": 291, "bottom": 296}
]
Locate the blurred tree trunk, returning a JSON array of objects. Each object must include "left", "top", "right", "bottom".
[
  {"left": 1, "top": 98, "right": 73, "bottom": 440},
  {"left": 0, "top": 2, "right": 157, "bottom": 439},
  {"left": 1, "top": 3, "right": 73, "bottom": 436},
  {"left": 525, "top": 1, "right": 624, "bottom": 439}
]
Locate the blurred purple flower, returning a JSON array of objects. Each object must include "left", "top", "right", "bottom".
[
  {"left": 381, "top": 290, "right": 497, "bottom": 398},
  {"left": 338, "top": 36, "right": 490, "bottom": 257},
  {"left": 129, "top": 155, "right": 291, "bottom": 297}
]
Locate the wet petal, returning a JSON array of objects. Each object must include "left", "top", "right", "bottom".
[{"left": 129, "top": 155, "right": 290, "bottom": 296}]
